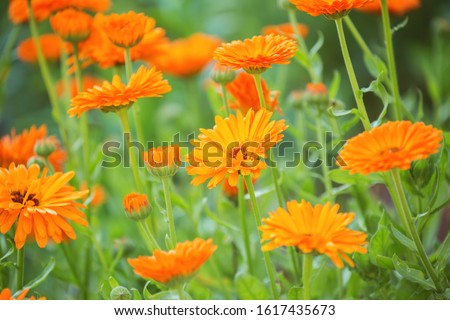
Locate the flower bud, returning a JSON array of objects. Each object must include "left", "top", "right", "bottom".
[
  {"left": 110, "top": 286, "right": 131, "bottom": 300},
  {"left": 34, "top": 138, "right": 56, "bottom": 158},
  {"left": 123, "top": 193, "right": 152, "bottom": 221},
  {"left": 411, "top": 159, "right": 435, "bottom": 188},
  {"left": 277, "top": 0, "right": 296, "bottom": 11},
  {"left": 27, "top": 156, "right": 48, "bottom": 170},
  {"left": 143, "top": 145, "right": 181, "bottom": 178},
  {"left": 211, "top": 63, "right": 236, "bottom": 85}
]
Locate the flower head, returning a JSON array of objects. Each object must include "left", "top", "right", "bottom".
[
  {"left": 143, "top": 145, "right": 181, "bottom": 178},
  {"left": 128, "top": 238, "right": 217, "bottom": 284},
  {"left": 17, "top": 34, "right": 64, "bottom": 64},
  {"left": 339, "top": 121, "right": 442, "bottom": 175},
  {"left": 0, "top": 288, "right": 45, "bottom": 300},
  {"left": 213, "top": 34, "right": 297, "bottom": 74},
  {"left": 81, "top": 182, "right": 105, "bottom": 208},
  {"left": 68, "top": 66, "right": 171, "bottom": 117},
  {"left": 357, "top": 0, "right": 420, "bottom": 15},
  {"left": 123, "top": 192, "right": 151, "bottom": 221},
  {"left": 289, "top": 0, "right": 372, "bottom": 18},
  {"left": 263, "top": 23, "right": 308, "bottom": 40},
  {"left": 186, "top": 109, "right": 287, "bottom": 189},
  {"left": 50, "top": 8, "right": 93, "bottom": 42},
  {"left": 0, "top": 163, "right": 88, "bottom": 249},
  {"left": 260, "top": 200, "right": 368, "bottom": 268}
]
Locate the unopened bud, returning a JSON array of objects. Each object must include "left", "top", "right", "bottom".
[
  {"left": 123, "top": 193, "right": 152, "bottom": 221},
  {"left": 211, "top": 63, "right": 236, "bottom": 85},
  {"left": 34, "top": 139, "right": 56, "bottom": 157},
  {"left": 110, "top": 286, "right": 131, "bottom": 300}
]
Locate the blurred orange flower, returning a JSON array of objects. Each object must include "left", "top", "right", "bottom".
[
  {"left": 263, "top": 23, "right": 308, "bottom": 40},
  {"left": 123, "top": 192, "right": 151, "bottom": 221},
  {"left": 0, "top": 163, "right": 88, "bottom": 249},
  {"left": 339, "top": 121, "right": 442, "bottom": 175},
  {"left": 0, "top": 288, "right": 46, "bottom": 300},
  {"left": 143, "top": 145, "right": 181, "bottom": 178},
  {"left": 17, "top": 34, "right": 64, "bottom": 64},
  {"left": 186, "top": 109, "right": 287, "bottom": 189},
  {"left": 357, "top": 0, "right": 420, "bottom": 15},
  {"left": 69, "top": 66, "right": 171, "bottom": 117},
  {"left": 128, "top": 238, "right": 217, "bottom": 284},
  {"left": 56, "top": 76, "right": 102, "bottom": 98},
  {"left": 150, "top": 33, "right": 222, "bottom": 77},
  {"left": 213, "top": 34, "right": 297, "bottom": 74},
  {"left": 289, "top": 0, "right": 371, "bottom": 18},
  {"left": 260, "top": 200, "right": 368, "bottom": 268},
  {"left": 81, "top": 182, "right": 106, "bottom": 208},
  {"left": 50, "top": 8, "right": 93, "bottom": 42}
]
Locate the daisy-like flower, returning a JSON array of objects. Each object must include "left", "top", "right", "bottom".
[
  {"left": 0, "top": 288, "right": 45, "bottom": 300},
  {"left": 128, "top": 238, "right": 217, "bottom": 284},
  {"left": 213, "top": 34, "right": 297, "bottom": 74},
  {"left": 260, "top": 200, "right": 368, "bottom": 268},
  {"left": 81, "top": 182, "right": 105, "bottom": 208},
  {"left": 68, "top": 66, "right": 171, "bottom": 117},
  {"left": 150, "top": 33, "right": 222, "bottom": 77},
  {"left": 0, "top": 163, "right": 88, "bottom": 249},
  {"left": 357, "top": 0, "right": 420, "bottom": 15},
  {"left": 0, "top": 125, "right": 66, "bottom": 171},
  {"left": 123, "top": 192, "right": 151, "bottom": 221},
  {"left": 143, "top": 145, "right": 181, "bottom": 178},
  {"left": 263, "top": 23, "right": 309, "bottom": 40},
  {"left": 50, "top": 8, "right": 93, "bottom": 43},
  {"left": 226, "top": 72, "right": 280, "bottom": 113},
  {"left": 56, "top": 76, "right": 101, "bottom": 98},
  {"left": 17, "top": 34, "right": 64, "bottom": 64},
  {"left": 186, "top": 109, "right": 287, "bottom": 189},
  {"left": 289, "top": 0, "right": 372, "bottom": 19},
  {"left": 339, "top": 121, "right": 442, "bottom": 175}
]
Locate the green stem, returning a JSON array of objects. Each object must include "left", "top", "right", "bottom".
[
  {"left": 177, "top": 284, "right": 185, "bottom": 300},
  {"left": 252, "top": 73, "right": 267, "bottom": 109},
  {"left": 289, "top": 247, "right": 301, "bottom": 283},
  {"left": 315, "top": 117, "right": 333, "bottom": 202},
  {"left": 138, "top": 220, "right": 160, "bottom": 252},
  {"left": 243, "top": 174, "right": 279, "bottom": 299},
  {"left": 335, "top": 18, "right": 371, "bottom": 131},
  {"left": 16, "top": 246, "right": 25, "bottom": 291},
  {"left": 238, "top": 175, "right": 253, "bottom": 274},
  {"left": 302, "top": 253, "right": 313, "bottom": 300},
  {"left": 58, "top": 48, "right": 71, "bottom": 149},
  {"left": 220, "top": 84, "right": 231, "bottom": 116},
  {"left": 0, "top": 25, "right": 21, "bottom": 85},
  {"left": 162, "top": 176, "right": 177, "bottom": 248},
  {"left": 389, "top": 169, "right": 443, "bottom": 292},
  {"left": 61, "top": 244, "right": 83, "bottom": 289},
  {"left": 380, "top": 0, "right": 402, "bottom": 120}
]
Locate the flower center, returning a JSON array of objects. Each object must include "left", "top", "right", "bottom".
[{"left": 11, "top": 191, "right": 39, "bottom": 206}]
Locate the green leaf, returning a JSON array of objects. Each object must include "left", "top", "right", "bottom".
[
  {"left": 328, "top": 70, "right": 341, "bottom": 100},
  {"left": 392, "top": 17, "right": 409, "bottom": 34},
  {"left": 375, "top": 255, "right": 395, "bottom": 270},
  {"left": 309, "top": 31, "right": 324, "bottom": 57},
  {"left": 148, "top": 290, "right": 180, "bottom": 300},
  {"left": 0, "top": 239, "right": 14, "bottom": 262},
  {"left": 363, "top": 53, "right": 388, "bottom": 79},
  {"left": 99, "top": 281, "right": 111, "bottom": 300},
  {"left": 235, "top": 273, "right": 270, "bottom": 300},
  {"left": 131, "top": 288, "right": 142, "bottom": 300},
  {"left": 392, "top": 254, "right": 436, "bottom": 290},
  {"left": 369, "top": 226, "right": 395, "bottom": 267},
  {"left": 287, "top": 286, "right": 304, "bottom": 300},
  {"left": 328, "top": 169, "right": 374, "bottom": 185},
  {"left": 143, "top": 281, "right": 153, "bottom": 300},
  {"left": 435, "top": 232, "right": 450, "bottom": 273},
  {"left": 390, "top": 224, "right": 417, "bottom": 252},
  {"left": 108, "top": 276, "right": 120, "bottom": 289},
  {"left": 23, "top": 257, "right": 55, "bottom": 291},
  {"left": 327, "top": 107, "right": 359, "bottom": 118}
]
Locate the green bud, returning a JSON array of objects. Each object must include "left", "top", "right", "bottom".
[
  {"left": 34, "top": 139, "right": 56, "bottom": 158},
  {"left": 411, "top": 159, "right": 435, "bottom": 188},
  {"left": 277, "top": 0, "right": 296, "bottom": 11},
  {"left": 27, "top": 156, "right": 48, "bottom": 170},
  {"left": 211, "top": 64, "right": 236, "bottom": 85},
  {"left": 110, "top": 286, "right": 132, "bottom": 300}
]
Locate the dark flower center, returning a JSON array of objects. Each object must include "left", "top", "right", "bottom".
[{"left": 11, "top": 191, "right": 39, "bottom": 206}]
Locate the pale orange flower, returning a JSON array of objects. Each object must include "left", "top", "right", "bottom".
[
  {"left": 260, "top": 200, "right": 368, "bottom": 268},
  {"left": 123, "top": 192, "right": 151, "bottom": 221},
  {"left": 213, "top": 34, "right": 297, "bottom": 74},
  {"left": 0, "top": 288, "right": 46, "bottom": 300},
  {"left": 263, "top": 23, "right": 308, "bottom": 40},
  {"left": 357, "top": 0, "right": 420, "bottom": 15},
  {"left": 56, "top": 76, "right": 102, "bottom": 98},
  {"left": 81, "top": 182, "right": 105, "bottom": 208},
  {"left": 306, "top": 82, "right": 328, "bottom": 95},
  {"left": 339, "top": 121, "right": 442, "bottom": 175},
  {"left": 68, "top": 66, "right": 171, "bottom": 117},
  {"left": 0, "top": 163, "right": 88, "bottom": 249},
  {"left": 186, "top": 109, "right": 287, "bottom": 189},
  {"left": 143, "top": 145, "right": 181, "bottom": 178},
  {"left": 50, "top": 8, "right": 93, "bottom": 42},
  {"left": 289, "top": 0, "right": 372, "bottom": 18},
  {"left": 150, "top": 33, "right": 222, "bottom": 77},
  {"left": 17, "top": 34, "right": 63, "bottom": 64},
  {"left": 128, "top": 238, "right": 217, "bottom": 284}
]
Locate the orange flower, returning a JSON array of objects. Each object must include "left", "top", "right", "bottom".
[
  {"left": 226, "top": 72, "right": 280, "bottom": 113},
  {"left": 357, "top": 0, "right": 420, "bottom": 15},
  {"left": 50, "top": 8, "right": 93, "bottom": 42},
  {"left": 56, "top": 76, "right": 102, "bottom": 98},
  {"left": 0, "top": 125, "right": 66, "bottom": 171},
  {"left": 306, "top": 82, "right": 327, "bottom": 95},
  {"left": 339, "top": 121, "right": 442, "bottom": 175},
  {"left": 213, "top": 34, "right": 297, "bottom": 74},
  {"left": 0, "top": 288, "right": 45, "bottom": 300},
  {"left": 221, "top": 176, "right": 256, "bottom": 198},
  {"left": 186, "top": 109, "right": 287, "bottom": 189},
  {"left": 143, "top": 145, "right": 181, "bottom": 178},
  {"left": 68, "top": 66, "right": 171, "bottom": 117},
  {"left": 81, "top": 182, "right": 105, "bottom": 208},
  {"left": 263, "top": 23, "right": 308, "bottom": 40},
  {"left": 260, "top": 200, "right": 368, "bottom": 268},
  {"left": 17, "top": 34, "right": 63, "bottom": 64},
  {"left": 123, "top": 192, "right": 151, "bottom": 221},
  {"left": 0, "top": 163, "right": 88, "bottom": 249},
  {"left": 150, "top": 33, "right": 222, "bottom": 77},
  {"left": 128, "top": 238, "right": 217, "bottom": 284},
  {"left": 289, "top": 0, "right": 372, "bottom": 18}
]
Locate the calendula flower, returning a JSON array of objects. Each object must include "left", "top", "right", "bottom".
[
  {"left": 17, "top": 34, "right": 64, "bottom": 64},
  {"left": 263, "top": 23, "right": 309, "bottom": 40},
  {"left": 128, "top": 238, "right": 217, "bottom": 284},
  {"left": 50, "top": 8, "right": 93, "bottom": 42},
  {"left": 260, "top": 200, "right": 368, "bottom": 268},
  {"left": 123, "top": 192, "right": 151, "bottom": 221},
  {"left": 81, "top": 182, "right": 105, "bottom": 208},
  {"left": 213, "top": 34, "right": 297, "bottom": 74},
  {"left": 226, "top": 72, "right": 280, "bottom": 113},
  {"left": 150, "top": 33, "right": 222, "bottom": 77},
  {"left": 0, "top": 288, "right": 45, "bottom": 300},
  {"left": 68, "top": 66, "right": 171, "bottom": 117},
  {"left": 186, "top": 109, "right": 287, "bottom": 189},
  {"left": 0, "top": 163, "right": 88, "bottom": 249},
  {"left": 143, "top": 145, "right": 181, "bottom": 178},
  {"left": 0, "top": 125, "right": 66, "bottom": 171},
  {"left": 358, "top": 0, "right": 420, "bottom": 15},
  {"left": 339, "top": 121, "right": 442, "bottom": 175},
  {"left": 289, "top": 0, "right": 372, "bottom": 18},
  {"left": 56, "top": 76, "right": 101, "bottom": 98}
]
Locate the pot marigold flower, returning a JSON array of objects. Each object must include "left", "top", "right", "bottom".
[
  {"left": 150, "top": 33, "right": 222, "bottom": 77},
  {"left": 213, "top": 34, "right": 297, "bottom": 74},
  {"left": 289, "top": 0, "right": 372, "bottom": 18},
  {"left": 263, "top": 23, "right": 309, "bottom": 40},
  {"left": 339, "top": 121, "right": 442, "bottom": 175},
  {"left": 0, "top": 288, "right": 45, "bottom": 300},
  {"left": 17, "top": 34, "right": 63, "bottom": 64},
  {"left": 123, "top": 192, "right": 151, "bottom": 221},
  {"left": 56, "top": 76, "right": 101, "bottom": 98},
  {"left": 0, "top": 163, "right": 88, "bottom": 249},
  {"left": 226, "top": 72, "right": 280, "bottom": 113},
  {"left": 128, "top": 238, "right": 217, "bottom": 284},
  {"left": 186, "top": 109, "right": 287, "bottom": 189},
  {"left": 68, "top": 66, "right": 171, "bottom": 117},
  {"left": 50, "top": 8, "right": 93, "bottom": 43},
  {"left": 143, "top": 145, "right": 181, "bottom": 178},
  {"left": 260, "top": 200, "right": 368, "bottom": 268},
  {"left": 357, "top": 0, "right": 420, "bottom": 15},
  {"left": 81, "top": 182, "right": 105, "bottom": 208}
]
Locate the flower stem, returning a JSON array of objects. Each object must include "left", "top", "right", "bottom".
[
  {"left": 243, "top": 174, "right": 279, "bottom": 299},
  {"left": 0, "top": 25, "right": 21, "bottom": 85},
  {"left": 335, "top": 18, "right": 371, "bottom": 131},
  {"left": 238, "top": 175, "right": 253, "bottom": 274},
  {"left": 380, "top": 0, "right": 402, "bottom": 120},
  {"left": 138, "top": 220, "right": 160, "bottom": 252},
  {"left": 315, "top": 117, "right": 333, "bottom": 202},
  {"left": 389, "top": 169, "right": 443, "bottom": 292},
  {"left": 302, "top": 253, "right": 313, "bottom": 300},
  {"left": 252, "top": 73, "right": 267, "bottom": 109},
  {"left": 162, "top": 176, "right": 177, "bottom": 248},
  {"left": 16, "top": 246, "right": 25, "bottom": 291},
  {"left": 220, "top": 84, "right": 231, "bottom": 116}
]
